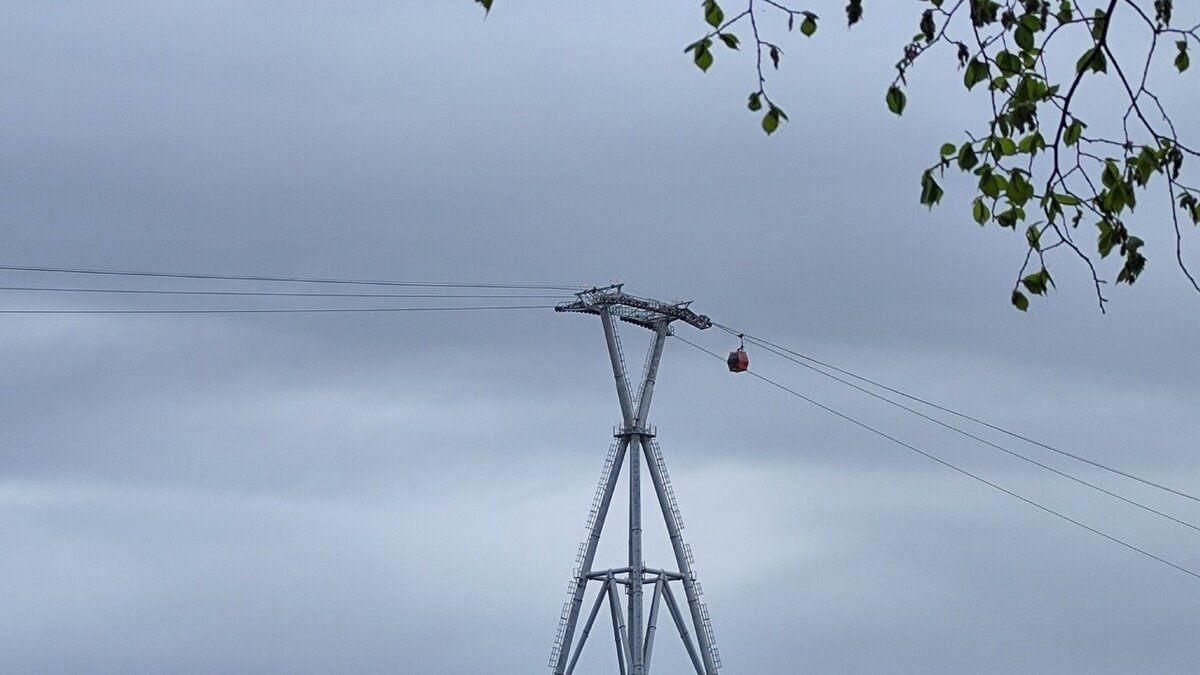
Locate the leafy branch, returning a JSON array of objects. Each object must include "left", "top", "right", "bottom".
[
  {"left": 682, "top": 0, "right": 822, "bottom": 133},
  {"left": 683, "top": 0, "right": 1200, "bottom": 311},
  {"left": 473, "top": 0, "right": 1200, "bottom": 311}
]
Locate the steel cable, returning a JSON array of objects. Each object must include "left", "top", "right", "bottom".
[
  {"left": 712, "top": 322, "right": 1200, "bottom": 505},
  {"left": 674, "top": 333, "right": 1200, "bottom": 582}
]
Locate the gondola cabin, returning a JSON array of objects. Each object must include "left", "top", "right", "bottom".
[{"left": 727, "top": 347, "right": 749, "bottom": 373}]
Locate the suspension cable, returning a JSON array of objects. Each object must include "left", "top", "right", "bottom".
[
  {"left": 741, "top": 336, "right": 1200, "bottom": 533},
  {"left": 0, "top": 305, "right": 557, "bottom": 315},
  {"left": 673, "top": 333, "right": 1200, "bottom": 582},
  {"left": 0, "top": 263, "right": 578, "bottom": 291},
  {"left": 712, "top": 323, "right": 1200, "bottom": 505},
  {"left": 0, "top": 285, "right": 569, "bottom": 299}
]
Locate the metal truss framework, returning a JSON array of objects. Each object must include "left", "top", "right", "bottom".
[{"left": 549, "top": 285, "right": 721, "bottom": 675}]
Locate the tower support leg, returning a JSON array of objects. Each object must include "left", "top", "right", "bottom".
[
  {"left": 565, "top": 579, "right": 611, "bottom": 675},
  {"left": 662, "top": 581, "right": 706, "bottom": 675},
  {"left": 607, "top": 575, "right": 634, "bottom": 675},
  {"left": 642, "top": 577, "right": 665, "bottom": 673},
  {"left": 626, "top": 325, "right": 666, "bottom": 675},
  {"left": 628, "top": 433, "right": 644, "bottom": 674},
  {"left": 642, "top": 440, "right": 718, "bottom": 675},
  {"left": 552, "top": 439, "right": 630, "bottom": 675},
  {"left": 599, "top": 307, "right": 652, "bottom": 674}
]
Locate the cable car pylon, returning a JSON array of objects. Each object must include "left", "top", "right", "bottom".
[{"left": 549, "top": 285, "right": 721, "bottom": 675}]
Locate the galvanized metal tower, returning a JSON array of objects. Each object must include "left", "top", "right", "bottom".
[{"left": 548, "top": 285, "right": 722, "bottom": 675}]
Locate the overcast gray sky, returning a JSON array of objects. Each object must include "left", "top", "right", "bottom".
[{"left": 1, "top": 2, "right": 1198, "bottom": 673}]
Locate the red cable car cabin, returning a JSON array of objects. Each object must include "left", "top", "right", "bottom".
[{"left": 727, "top": 347, "right": 749, "bottom": 373}]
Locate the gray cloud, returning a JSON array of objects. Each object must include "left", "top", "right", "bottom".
[{"left": 1, "top": 1, "right": 1198, "bottom": 673}]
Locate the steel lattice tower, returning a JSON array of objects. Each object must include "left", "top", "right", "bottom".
[{"left": 548, "top": 285, "right": 721, "bottom": 675}]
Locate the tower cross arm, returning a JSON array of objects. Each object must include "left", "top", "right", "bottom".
[{"left": 555, "top": 286, "right": 712, "bottom": 331}]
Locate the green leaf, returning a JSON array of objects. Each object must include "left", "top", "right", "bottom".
[
  {"left": 1113, "top": 180, "right": 1137, "bottom": 212},
  {"left": 920, "top": 170, "right": 944, "bottom": 208},
  {"left": 1011, "top": 289, "right": 1029, "bottom": 311},
  {"left": 1117, "top": 251, "right": 1146, "bottom": 284},
  {"left": 973, "top": 0, "right": 999, "bottom": 25},
  {"left": 1053, "top": 192, "right": 1081, "bottom": 206},
  {"left": 1157, "top": 0, "right": 1174, "bottom": 26},
  {"left": 1133, "top": 148, "right": 1158, "bottom": 186},
  {"left": 919, "top": 10, "right": 935, "bottom": 42},
  {"left": 979, "top": 171, "right": 1004, "bottom": 199},
  {"left": 704, "top": 0, "right": 724, "bottom": 28},
  {"left": 886, "top": 86, "right": 907, "bottom": 116},
  {"left": 940, "top": 143, "right": 957, "bottom": 157},
  {"left": 1178, "top": 193, "right": 1199, "bottom": 223},
  {"left": 964, "top": 58, "right": 990, "bottom": 90},
  {"left": 1022, "top": 267, "right": 1051, "bottom": 295},
  {"left": 718, "top": 33, "right": 739, "bottom": 49},
  {"left": 1057, "top": 1, "right": 1073, "bottom": 22},
  {"left": 801, "top": 13, "right": 818, "bottom": 37},
  {"left": 957, "top": 144, "right": 979, "bottom": 171},
  {"left": 762, "top": 106, "right": 785, "bottom": 135},
  {"left": 1101, "top": 160, "right": 1121, "bottom": 189},
  {"left": 845, "top": 0, "right": 863, "bottom": 26},
  {"left": 995, "top": 206, "right": 1024, "bottom": 228},
  {"left": 972, "top": 198, "right": 990, "bottom": 225},
  {"left": 1064, "top": 119, "right": 1085, "bottom": 146},
  {"left": 1018, "top": 132, "right": 1045, "bottom": 154},
  {"left": 1091, "top": 9, "right": 1109, "bottom": 40},
  {"left": 1076, "top": 46, "right": 1107, "bottom": 74},
  {"left": 1026, "top": 225, "right": 1041, "bottom": 250},
  {"left": 1007, "top": 171, "right": 1033, "bottom": 205},
  {"left": 1014, "top": 25, "right": 1035, "bottom": 52},
  {"left": 995, "top": 51, "right": 1022, "bottom": 75},
  {"left": 1097, "top": 221, "right": 1117, "bottom": 257},
  {"left": 1176, "top": 41, "right": 1190, "bottom": 72},
  {"left": 1043, "top": 195, "right": 1062, "bottom": 222},
  {"left": 1189, "top": 196, "right": 1200, "bottom": 224},
  {"left": 747, "top": 92, "right": 762, "bottom": 111},
  {"left": 694, "top": 46, "right": 714, "bottom": 72},
  {"left": 475, "top": 0, "right": 494, "bottom": 12}
]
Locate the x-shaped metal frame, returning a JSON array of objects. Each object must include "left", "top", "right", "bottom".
[{"left": 550, "top": 296, "right": 719, "bottom": 675}]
